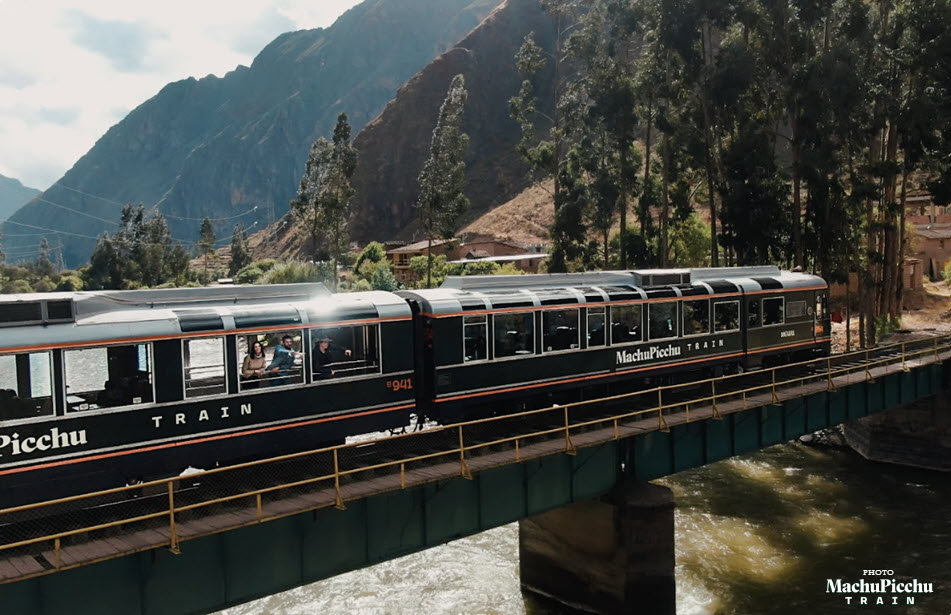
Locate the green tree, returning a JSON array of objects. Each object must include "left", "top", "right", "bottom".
[
  {"left": 370, "top": 262, "right": 399, "bottom": 291},
  {"left": 416, "top": 74, "right": 470, "bottom": 287},
  {"left": 291, "top": 113, "right": 358, "bottom": 290},
  {"left": 197, "top": 218, "right": 216, "bottom": 277},
  {"left": 0, "top": 228, "right": 5, "bottom": 264},
  {"left": 229, "top": 223, "right": 252, "bottom": 277},
  {"left": 35, "top": 236, "right": 56, "bottom": 277},
  {"left": 354, "top": 241, "right": 386, "bottom": 276},
  {"left": 84, "top": 204, "right": 189, "bottom": 290}
]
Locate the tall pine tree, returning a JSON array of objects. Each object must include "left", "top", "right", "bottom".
[{"left": 416, "top": 74, "right": 470, "bottom": 288}]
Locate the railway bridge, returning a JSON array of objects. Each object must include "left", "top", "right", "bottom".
[{"left": 1, "top": 335, "right": 949, "bottom": 614}]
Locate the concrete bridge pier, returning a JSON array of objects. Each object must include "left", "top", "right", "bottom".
[
  {"left": 519, "top": 478, "right": 675, "bottom": 615},
  {"left": 843, "top": 389, "right": 951, "bottom": 470}
]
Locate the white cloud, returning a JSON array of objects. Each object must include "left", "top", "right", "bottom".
[{"left": 0, "top": 0, "right": 363, "bottom": 190}]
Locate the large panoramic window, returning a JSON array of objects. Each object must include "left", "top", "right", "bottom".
[
  {"left": 610, "top": 305, "right": 641, "bottom": 344},
  {"left": 648, "top": 302, "right": 678, "bottom": 340},
  {"left": 682, "top": 299, "right": 710, "bottom": 336},
  {"left": 311, "top": 324, "right": 380, "bottom": 379},
  {"left": 543, "top": 309, "right": 579, "bottom": 352},
  {"left": 65, "top": 344, "right": 153, "bottom": 411},
  {"left": 0, "top": 352, "right": 54, "bottom": 421},
  {"left": 494, "top": 313, "right": 534, "bottom": 358},
  {"left": 713, "top": 301, "right": 740, "bottom": 332},
  {"left": 183, "top": 337, "right": 226, "bottom": 398},
  {"left": 237, "top": 330, "right": 305, "bottom": 390}
]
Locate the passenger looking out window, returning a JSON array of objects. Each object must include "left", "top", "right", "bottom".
[
  {"left": 311, "top": 324, "right": 379, "bottom": 378},
  {"left": 268, "top": 335, "right": 303, "bottom": 386},
  {"left": 237, "top": 332, "right": 304, "bottom": 390},
  {"left": 240, "top": 341, "right": 267, "bottom": 389},
  {"left": 313, "top": 336, "right": 352, "bottom": 377}
]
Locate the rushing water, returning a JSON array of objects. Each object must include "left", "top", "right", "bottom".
[{"left": 220, "top": 441, "right": 951, "bottom": 615}]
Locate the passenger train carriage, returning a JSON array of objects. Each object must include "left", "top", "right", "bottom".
[
  {"left": 0, "top": 266, "right": 829, "bottom": 508},
  {"left": 0, "top": 284, "right": 415, "bottom": 507},
  {"left": 399, "top": 266, "right": 830, "bottom": 421}
]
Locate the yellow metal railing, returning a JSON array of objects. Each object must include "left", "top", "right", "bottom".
[{"left": 1, "top": 333, "right": 948, "bottom": 581}]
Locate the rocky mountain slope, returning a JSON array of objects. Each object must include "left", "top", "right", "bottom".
[
  {"left": 0, "top": 174, "right": 40, "bottom": 223},
  {"left": 240, "top": 0, "right": 557, "bottom": 259},
  {"left": 3, "top": 0, "right": 501, "bottom": 267},
  {"left": 348, "top": 0, "right": 555, "bottom": 242}
]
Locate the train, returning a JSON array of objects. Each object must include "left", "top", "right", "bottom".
[{"left": 0, "top": 266, "right": 830, "bottom": 507}]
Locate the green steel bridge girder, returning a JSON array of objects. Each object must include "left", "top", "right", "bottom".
[
  {"left": 3, "top": 445, "right": 621, "bottom": 615},
  {"left": 2, "top": 361, "right": 946, "bottom": 615}
]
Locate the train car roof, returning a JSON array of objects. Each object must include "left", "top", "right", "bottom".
[
  {"left": 0, "top": 284, "right": 411, "bottom": 352},
  {"left": 400, "top": 266, "right": 827, "bottom": 315}
]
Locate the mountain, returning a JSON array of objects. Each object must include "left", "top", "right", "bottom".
[
  {"left": 349, "top": 0, "right": 555, "bottom": 242},
  {"left": 0, "top": 174, "right": 40, "bottom": 223},
  {"left": 243, "top": 0, "right": 557, "bottom": 259},
  {"left": 3, "top": 0, "right": 502, "bottom": 267}
]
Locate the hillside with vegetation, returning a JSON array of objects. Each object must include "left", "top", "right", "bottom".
[{"left": 2, "top": 0, "right": 501, "bottom": 267}]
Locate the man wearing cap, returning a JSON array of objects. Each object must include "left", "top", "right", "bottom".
[{"left": 314, "top": 335, "right": 351, "bottom": 378}]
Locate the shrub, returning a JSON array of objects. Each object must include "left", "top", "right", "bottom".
[
  {"left": 254, "top": 259, "right": 278, "bottom": 272},
  {"left": 258, "top": 261, "right": 334, "bottom": 285},
  {"left": 235, "top": 265, "right": 264, "bottom": 284},
  {"left": 370, "top": 262, "right": 399, "bottom": 291},
  {"left": 55, "top": 275, "right": 84, "bottom": 292}
]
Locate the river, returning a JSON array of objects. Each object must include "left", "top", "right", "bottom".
[{"left": 220, "top": 441, "right": 950, "bottom": 615}]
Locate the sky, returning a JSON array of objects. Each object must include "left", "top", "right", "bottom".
[{"left": 0, "top": 0, "right": 363, "bottom": 191}]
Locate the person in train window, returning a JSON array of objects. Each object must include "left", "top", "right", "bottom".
[
  {"left": 268, "top": 335, "right": 302, "bottom": 385},
  {"left": 241, "top": 341, "right": 267, "bottom": 389},
  {"left": 313, "top": 336, "right": 351, "bottom": 378}
]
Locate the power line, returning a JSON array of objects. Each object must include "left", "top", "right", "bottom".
[{"left": 54, "top": 183, "right": 261, "bottom": 222}]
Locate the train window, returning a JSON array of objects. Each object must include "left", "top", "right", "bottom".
[
  {"left": 0, "top": 352, "right": 54, "bottom": 421},
  {"left": 748, "top": 300, "right": 761, "bottom": 327},
  {"left": 64, "top": 344, "right": 154, "bottom": 411},
  {"left": 587, "top": 306, "right": 606, "bottom": 347},
  {"left": 713, "top": 301, "right": 740, "bottom": 332},
  {"left": 494, "top": 312, "right": 535, "bottom": 358},
  {"left": 311, "top": 324, "right": 380, "bottom": 379},
  {"left": 763, "top": 298, "right": 785, "bottom": 325},
  {"left": 682, "top": 300, "right": 710, "bottom": 336},
  {"left": 183, "top": 337, "right": 226, "bottom": 398},
  {"left": 786, "top": 300, "right": 807, "bottom": 319},
  {"left": 237, "top": 331, "right": 305, "bottom": 390},
  {"left": 648, "top": 302, "right": 678, "bottom": 340},
  {"left": 610, "top": 305, "right": 642, "bottom": 344},
  {"left": 463, "top": 315, "right": 488, "bottom": 362},
  {"left": 543, "top": 309, "right": 579, "bottom": 352}
]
